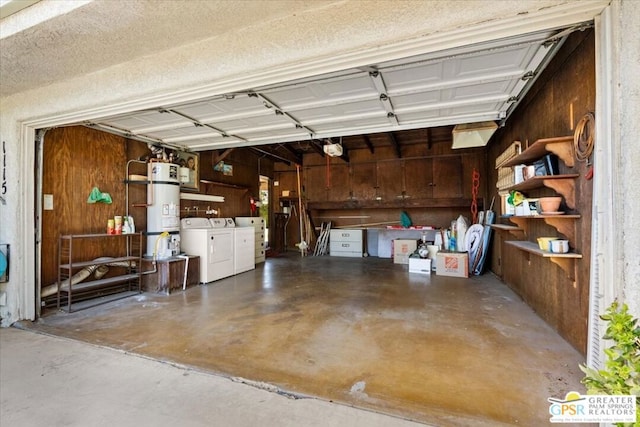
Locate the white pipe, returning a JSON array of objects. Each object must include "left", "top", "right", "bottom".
[{"left": 176, "top": 255, "right": 190, "bottom": 291}]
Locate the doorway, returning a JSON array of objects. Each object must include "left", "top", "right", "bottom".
[{"left": 259, "top": 175, "right": 270, "bottom": 247}]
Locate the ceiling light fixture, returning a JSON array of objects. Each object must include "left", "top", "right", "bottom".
[{"left": 451, "top": 121, "right": 498, "bottom": 149}]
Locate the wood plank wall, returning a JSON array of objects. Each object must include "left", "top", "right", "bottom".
[
  {"left": 486, "top": 29, "right": 595, "bottom": 354},
  {"left": 41, "top": 127, "right": 271, "bottom": 294},
  {"left": 274, "top": 141, "right": 487, "bottom": 251},
  {"left": 41, "top": 127, "right": 132, "bottom": 291}
]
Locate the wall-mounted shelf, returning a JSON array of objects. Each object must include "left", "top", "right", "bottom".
[
  {"left": 124, "top": 180, "right": 226, "bottom": 203},
  {"left": 491, "top": 224, "right": 521, "bottom": 231},
  {"left": 180, "top": 193, "right": 225, "bottom": 203},
  {"left": 505, "top": 240, "right": 582, "bottom": 259},
  {"left": 502, "top": 136, "right": 574, "bottom": 168},
  {"left": 497, "top": 135, "right": 584, "bottom": 283},
  {"left": 504, "top": 175, "right": 579, "bottom": 209},
  {"left": 505, "top": 240, "right": 582, "bottom": 281},
  {"left": 490, "top": 223, "right": 525, "bottom": 238},
  {"left": 507, "top": 214, "right": 580, "bottom": 246},
  {"left": 307, "top": 198, "right": 482, "bottom": 210},
  {"left": 199, "top": 179, "right": 251, "bottom": 191},
  {"left": 501, "top": 135, "right": 578, "bottom": 209}
]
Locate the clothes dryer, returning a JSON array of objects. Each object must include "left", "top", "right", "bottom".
[
  {"left": 180, "top": 218, "right": 234, "bottom": 283},
  {"left": 233, "top": 225, "right": 255, "bottom": 274}
]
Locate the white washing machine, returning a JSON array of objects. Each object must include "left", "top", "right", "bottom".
[{"left": 180, "top": 217, "right": 234, "bottom": 283}]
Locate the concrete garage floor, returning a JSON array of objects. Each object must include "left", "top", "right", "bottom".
[
  {"left": 16, "top": 253, "right": 587, "bottom": 426},
  {"left": 0, "top": 327, "right": 423, "bottom": 427}
]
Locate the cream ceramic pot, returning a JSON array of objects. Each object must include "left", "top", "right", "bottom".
[{"left": 550, "top": 239, "right": 569, "bottom": 253}]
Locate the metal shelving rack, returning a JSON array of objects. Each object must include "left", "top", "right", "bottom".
[{"left": 57, "top": 233, "right": 142, "bottom": 312}]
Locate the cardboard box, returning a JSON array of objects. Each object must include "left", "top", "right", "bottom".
[
  {"left": 393, "top": 239, "right": 417, "bottom": 264},
  {"left": 408, "top": 256, "right": 431, "bottom": 275},
  {"left": 436, "top": 251, "right": 469, "bottom": 278}
]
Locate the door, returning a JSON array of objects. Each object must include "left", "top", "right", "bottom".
[
  {"left": 404, "top": 158, "right": 433, "bottom": 199},
  {"left": 209, "top": 231, "right": 233, "bottom": 265},
  {"left": 433, "top": 156, "right": 463, "bottom": 198},
  {"left": 351, "top": 162, "right": 378, "bottom": 201},
  {"left": 234, "top": 228, "right": 255, "bottom": 274},
  {"left": 377, "top": 160, "right": 404, "bottom": 201},
  {"left": 207, "top": 229, "right": 234, "bottom": 282}
]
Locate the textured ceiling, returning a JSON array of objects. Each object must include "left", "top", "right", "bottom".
[
  {"left": 0, "top": 0, "right": 332, "bottom": 97},
  {"left": 0, "top": 0, "right": 596, "bottom": 161}
]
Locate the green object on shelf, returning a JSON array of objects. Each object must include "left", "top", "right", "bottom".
[
  {"left": 508, "top": 190, "right": 525, "bottom": 206},
  {"left": 87, "top": 187, "right": 112, "bottom": 204},
  {"left": 400, "top": 211, "right": 412, "bottom": 228}
]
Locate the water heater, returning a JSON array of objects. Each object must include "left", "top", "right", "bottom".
[{"left": 146, "top": 162, "right": 181, "bottom": 259}]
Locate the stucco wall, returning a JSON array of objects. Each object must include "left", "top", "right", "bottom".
[
  {"left": 617, "top": 0, "right": 640, "bottom": 317},
  {"left": 0, "top": 1, "right": 636, "bottom": 330}
]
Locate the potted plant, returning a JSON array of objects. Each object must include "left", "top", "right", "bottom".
[{"left": 580, "top": 301, "right": 640, "bottom": 426}]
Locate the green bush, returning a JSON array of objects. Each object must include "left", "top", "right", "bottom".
[{"left": 580, "top": 301, "right": 640, "bottom": 426}]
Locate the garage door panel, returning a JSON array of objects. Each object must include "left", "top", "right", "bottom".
[{"left": 89, "top": 27, "right": 565, "bottom": 151}]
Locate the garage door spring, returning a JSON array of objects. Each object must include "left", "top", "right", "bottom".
[{"left": 471, "top": 168, "right": 480, "bottom": 223}]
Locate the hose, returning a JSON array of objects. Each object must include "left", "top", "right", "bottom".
[
  {"left": 139, "top": 231, "right": 171, "bottom": 277},
  {"left": 41, "top": 260, "right": 113, "bottom": 298},
  {"left": 153, "top": 231, "right": 170, "bottom": 261},
  {"left": 41, "top": 255, "right": 141, "bottom": 298},
  {"left": 574, "top": 112, "right": 595, "bottom": 162}
]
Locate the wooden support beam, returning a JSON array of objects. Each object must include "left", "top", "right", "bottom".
[
  {"left": 338, "top": 145, "right": 350, "bottom": 163},
  {"left": 308, "top": 140, "right": 325, "bottom": 156},
  {"left": 363, "top": 135, "right": 375, "bottom": 154},
  {"left": 212, "top": 148, "right": 234, "bottom": 167},
  {"left": 388, "top": 132, "right": 402, "bottom": 158},
  {"left": 282, "top": 144, "right": 302, "bottom": 159},
  {"left": 250, "top": 145, "right": 300, "bottom": 165}
]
